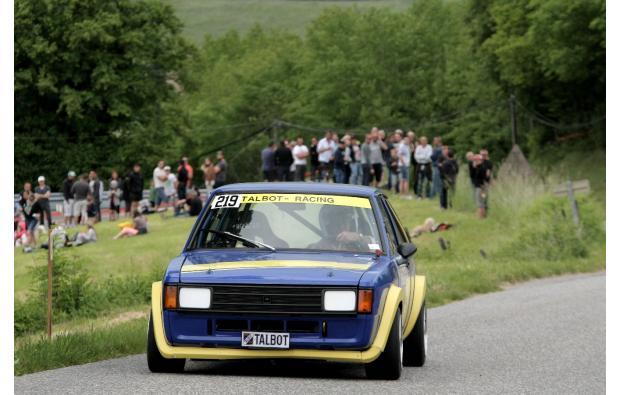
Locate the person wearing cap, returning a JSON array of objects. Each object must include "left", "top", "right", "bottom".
[
  {"left": 63, "top": 171, "right": 76, "bottom": 226},
  {"left": 34, "top": 175, "right": 52, "bottom": 229}
]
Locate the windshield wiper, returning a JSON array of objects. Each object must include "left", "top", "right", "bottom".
[{"left": 204, "top": 229, "right": 276, "bottom": 252}]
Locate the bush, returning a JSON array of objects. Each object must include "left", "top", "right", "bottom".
[
  {"left": 15, "top": 252, "right": 164, "bottom": 337},
  {"left": 501, "top": 194, "right": 604, "bottom": 261}
]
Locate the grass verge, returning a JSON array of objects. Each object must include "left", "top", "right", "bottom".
[{"left": 15, "top": 317, "right": 148, "bottom": 376}]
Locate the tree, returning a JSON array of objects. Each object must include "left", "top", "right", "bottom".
[{"left": 14, "top": 0, "right": 190, "bottom": 190}]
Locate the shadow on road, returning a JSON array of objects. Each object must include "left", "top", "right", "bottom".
[{"left": 184, "top": 359, "right": 367, "bottom": 380}]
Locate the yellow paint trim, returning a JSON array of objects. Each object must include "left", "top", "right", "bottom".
[
  {"left": 151, "top": 282, "right": 402, "bottom": 363},
  {"left": 181, "top": 260, "right": 372, "bottom": 273},
  {"left": 221, "top": 193, "right": 371, "bottom": 208},
  {"left": 403, "top": 275, "right": 426, "bottom": 339}
]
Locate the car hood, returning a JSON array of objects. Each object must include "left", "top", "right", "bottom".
[{"left": 180, "top": 250, "right": 376, "bottom": 286}]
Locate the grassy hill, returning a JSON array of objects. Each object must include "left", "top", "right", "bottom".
[{"left": 164, "top": 0, "right": 412, "bottom": 43}]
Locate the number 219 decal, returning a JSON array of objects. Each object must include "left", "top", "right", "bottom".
[{"left": 211, "top": 194, "right": 242, "bottom": 209}]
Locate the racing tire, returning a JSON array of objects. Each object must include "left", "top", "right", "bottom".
[
  {"left": 365, "top": 309, "right": 403, "bottom": 380},
  {"left": 147, "top": 311, "right": 186, "bottom": 373},
  {"left": 403, "top": 301, "right": 426, "bottom": 367}
]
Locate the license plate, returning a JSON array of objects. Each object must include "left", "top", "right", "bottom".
[{"left": 241, "top": 331, "right": 290, "bottom": 349}]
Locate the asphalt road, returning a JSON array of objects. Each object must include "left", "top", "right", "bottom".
[{"left": 15, "top": 272, "right": 605, "bottom": 394}]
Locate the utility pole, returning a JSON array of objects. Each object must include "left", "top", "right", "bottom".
[{"left": 509, "top": 94, "right": 517, "bottom": 146}]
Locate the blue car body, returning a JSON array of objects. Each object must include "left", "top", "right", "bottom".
[{"left": 150, "top": 183, "right": 426, "bottom": 366}]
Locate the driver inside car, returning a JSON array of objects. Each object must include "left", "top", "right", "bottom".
[{"left": 307, "top": 205, "right": 377, "bottom": 251}]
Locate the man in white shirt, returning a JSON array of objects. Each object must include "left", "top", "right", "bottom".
[
  {"left": 292, "top": 137, "right": 309, "bottom": 181},
  {"left": 414, "top": 137, "right": 433, "bottom": 199},
  {"left": 153, "top": 160, "right": 168, "bottom": 211},
  {"left": 317, "top": 131, "right": 333, "bottom": 182}
]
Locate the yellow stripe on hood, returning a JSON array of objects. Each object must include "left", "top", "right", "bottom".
[{"left": 181, "top": 260, "right": 372, "bottom": 272}]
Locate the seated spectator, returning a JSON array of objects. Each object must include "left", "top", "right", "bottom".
[
  {"left": 86, "top": 194, "right": 97, "bottom": 224},
  {"left": 71, "top": 224, "right": 97, "bottom": 246},
  {"left": 174, "top": 189, "right": 203, "bottom": 217},
  {"left": 113, "top": 211, "right": 148, "bottom": 239}
]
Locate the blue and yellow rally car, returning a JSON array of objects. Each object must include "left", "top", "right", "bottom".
[{"left": 148, "top": 183, "right": 427, "bottom": 379}]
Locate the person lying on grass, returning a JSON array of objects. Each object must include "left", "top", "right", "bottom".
[
  {"left": 71, "top": 224, "right": 97, "bottom": 246},
  {"left": 113, "top": 210, "right": 148, "bottom": 239}
]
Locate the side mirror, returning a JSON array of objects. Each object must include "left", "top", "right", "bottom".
[{"left": 397, "top": 242, "right": 417, "bottom": 258}]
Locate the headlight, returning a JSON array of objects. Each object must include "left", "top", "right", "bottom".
[
  {"left": 179, "top": 287, "right": 212, "bottom": 309},
  {"left": 323, "top": 290, "right": 356, "bottom": 312}
]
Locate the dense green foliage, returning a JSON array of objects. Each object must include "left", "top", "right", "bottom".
[
  {"left": 14, "top": 0, "right": 191, "bottom": 190},
  {"left": 15, "top": 0, "right": 605, "bottom": 187}
]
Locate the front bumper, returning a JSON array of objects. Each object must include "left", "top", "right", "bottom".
[{"left": 151, "top": 281, "right": 403, "bottom": 363}]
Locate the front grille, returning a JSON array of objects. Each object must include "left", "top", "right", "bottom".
[{"left": 202, "top": 285, "right": 353, "bottom": 315}]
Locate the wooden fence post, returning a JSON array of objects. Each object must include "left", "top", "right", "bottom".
[
  {"left": 566, "top": 180, "right": 582, "bottom": 237},
  {"left": 46, "top": 227, "right": 54, "bottom": 339}
]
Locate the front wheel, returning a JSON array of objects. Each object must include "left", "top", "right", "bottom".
[
  {"left": 403, "top": 301, "right": 426, "bottom": 366},
  {"left": 365, "top": 309, "right": 403, "bottom": 380},
  {"left": 147, "top": 311, "right": 186, "bottom": 373}
]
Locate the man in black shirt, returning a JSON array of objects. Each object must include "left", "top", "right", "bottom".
[
  {"left": 480, "top": 149, "right": 493, "bottom": 184},
  {"left": 174, "top": 189, "right": 203, "bottom": 216},
  {"left": 309, "top": 137, "right": 319, "bottom": 181},
  {"left": 471, "top": 154, "right": 489, "bottom": 218},
  {"left": 34, "top": 176, "right": 52, "bottom": 229},
  {"left": 128, "top": 163, "right": 144, "bottom": 213},
  {"left": 63, "top": 171, "right": 76, "bottom": 226},
  {"left": 274, "top": 140, "right": 293, "bottom": 182},
  {"left": 439, "top": 148, "right": 459, "bottom": 210}
]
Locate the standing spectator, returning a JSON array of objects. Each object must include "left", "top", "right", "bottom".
[
  {"left": 201, "top": 158, "right": 216, "bottom": 192},
  {"left": 128, "top": 163, "right": 144, "bottom": 213},
  {"left": 439, "top": 147, "right": 459, "bottom": 210},
  {"left": 71, "top": 174, "right": 90, "bottom": 225},
  {"left": 414, "top": 137, "right": 433, "bottom": 199},
  {"left": 349, "top": 135, "right": 362, "bottom": 185},
  {"left": 430, "top": 137, "right": 444, "bottom": 198},
  {"left": 407, "top": 131, "right": 418, "bottom": 195},
  {"left": 88, "top": 170, "right": 104, "bottom": 222},
  {"left": 398, "top": 136, "right": 411, "bottom": 197},
  {"left": 317, "top": 131, "right": 334, "bottom": 182},
  {"left": 329, "top": 133, "right": 338, "bottom": 182},
  {"left": 108, "top": 171, "right": 121, "bottom": 221},
  {"left": 287, "top": 140, "right": 297, "bottom": 181},
  {"left": 34, "top": 176, "right": 52, "bottom": 229},
  {"left": 19, "top": 183, "right": 37, "bottom": 252},
  {"left": 176, "top": 159, "right": 189, "bottom": 200},
  {"left": 164, "top": 166, "right": 177, "bottom": 207},
  {"left": 471, "top": 154, "right": 489, "bottom": 218},
  {"left": 369, "top": 129, "right": 386, "bottom": 187},
  {"left": 62, "top": 171, "right": 76, "bottom": 226},
  {"left": 480, "top": 149, "right": 493, "bottom": 183},
  {"left": 388, "top": 147, "right": 399, "bottom": 193},
  {"left": 309, "top": 137, "right": 319, "bottom": 182},
  {"left": 179, "top": 157, "right": 194, "bottom": 188},
  {"left": 292, "top": 137, "right": 309, "bottom": 181},
  {"left": 333, "top": 139, "right": 347, "bottom": 184},
  {"left": 213, "top": 151, "right": 228, "bottom": 188},
  {"left": 122, "top": 170, "right": 132, "bottom": 217},
  {"left": 361, "top": 134, "right": 372, "bottom": 186},
  {"left": 261, "top": 142, "right": 277, "bottom": 182},
  {"left": 274, "top": 141, "right": 293, "bottom": 182},
  {"left": 152, "top": 160, "right": 167, "bottom": 212},
  {"left": 465, "top": 151, "right": 476, "bottom": 203},
  {"left": 341, "top": 134, "right": 352, "bottom": 184}
]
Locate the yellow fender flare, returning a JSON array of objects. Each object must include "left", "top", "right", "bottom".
[
  {"left": 403, "top": 275, "right": 426, "bottom": 339},
  {"left": 151, "top": 281, "right": 402, "bottom": 363}
]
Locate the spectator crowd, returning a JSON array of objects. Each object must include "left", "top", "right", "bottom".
[
  {"left": 14, "top": 127, "right": 494, "bottom": 253},
  {"left": 260, "top": 127, "right": 492, "bottom": 216}
]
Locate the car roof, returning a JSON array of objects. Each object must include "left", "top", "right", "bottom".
[{"left": 214, "top": 182, "right": 381, "bottom": 197}]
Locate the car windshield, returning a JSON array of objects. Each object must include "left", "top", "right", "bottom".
[{"left": 190, "top": 193, "right": 382, "bottom": 253}]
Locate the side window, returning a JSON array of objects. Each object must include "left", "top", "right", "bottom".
[
  {"left": 384, "top": 199, "right": 409, "bottom": 244},
  {"left": 377, "top": 197, "right": 398, "bottom": 255}
]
